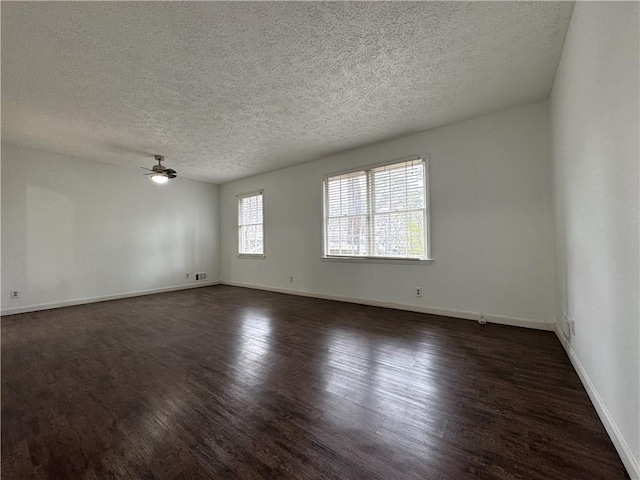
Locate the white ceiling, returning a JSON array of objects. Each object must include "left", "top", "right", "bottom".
[{"left": 2, "top": 2, "right": 573, "bottom": 184}]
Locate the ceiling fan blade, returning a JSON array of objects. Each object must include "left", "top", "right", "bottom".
[
  {"left": 166, "top": 169, "right": 177, "bottom": 178},
  {"left": 140, "top": 167, "right": 153, "bottom": 171}
]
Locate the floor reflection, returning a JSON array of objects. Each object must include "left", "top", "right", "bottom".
[
  {"left": 232, "top": 308, "right": 273, "bottom": 388},
  {"left": 322, "top": 326, "right": 441, "bottom": 458}
]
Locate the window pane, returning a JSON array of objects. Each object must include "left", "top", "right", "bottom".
[
  {"left": 344, "top": 216, "right": 367, "bottom": 255},
  {"left": 239, "top": 224, "right": 264, "bottom": 255},
  {"left": 326, "top": 216, "right": 367, "bottom": 255},
  {"left": 406, "top": 211, "right": 425, "bottom": 256},
  {"left": 406, "top": 164, "right": 425, "bottom": 210},
  {"left": 325, "top": 172, "right": 367, "bottom": 218},
  {"left": 373, "top": 161, "right": 424, "bottom": 213},
  {"left": 326, "top": 218, "right": 342, "bottom": 255},
  {"left": 239, "top": 194, "right": 263, "bottom": 226},
  {"left": 373, "top": 211, "right": 424, "bottom": 258}
]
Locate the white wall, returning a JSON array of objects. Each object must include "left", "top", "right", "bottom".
[
  {"left": 220, "top": 101, "right": 556, "bottom": 327},
  {"left": 550, "top": 2, "right": 639, "bottom": 477},
  {"left": 1, "top": 143, "right": 219, "bottom": 315}
]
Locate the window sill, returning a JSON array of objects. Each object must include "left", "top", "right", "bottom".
[
  {"left": 237, "top": 254, "right": 266, "bottom": 259},
  {"left": 322, "top": 256, "right": 433, "bottom": 265}
]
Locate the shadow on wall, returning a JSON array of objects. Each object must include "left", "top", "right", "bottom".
[{"left": 26, "top": 185, "right": 75, "bottom": 302}]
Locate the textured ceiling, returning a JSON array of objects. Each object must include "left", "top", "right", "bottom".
[{"left": 2, "top": 2, "right": 573, "bottom": 184}]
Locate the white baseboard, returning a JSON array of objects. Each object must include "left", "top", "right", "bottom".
[
  {"left": 554, "top": 325, "right": 640, "bottom": 479},
  {"left": 0, "top": 281, "right": 220, "bottom": 316},
  {"left": 220, "top": 280, "right": 555, "bottom": 331}
]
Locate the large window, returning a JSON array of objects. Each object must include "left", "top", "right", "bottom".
[
  {"left": 238, "top": 191, "right": 264, "bottom": 256},
  {"left": 323, "top": 158, "right": 429, "bottom": 260}
]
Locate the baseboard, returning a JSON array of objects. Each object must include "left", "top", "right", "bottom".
[
  {"left": 554, "top": 325, "right": 640, "bottom": 479},
  {"left": 220, "top": 280, "right": 555, "bottom": 331},
  {"left": 0, "top": 281, "right": 221, "bottom": 316}
]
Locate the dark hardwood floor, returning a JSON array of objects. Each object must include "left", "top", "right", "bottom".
[{"left": 1, "top": 285, "right": 628, "bottom": 479}]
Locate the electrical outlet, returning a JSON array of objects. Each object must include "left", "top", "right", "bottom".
[
  {"left": 289, "top": 276, "right": 293, "bottom": 283},
  {"left": 186, "top": 273, "right": 190, "bottom": 279},
  {"left": 562, "top": 313, "right": 571, "bottom": 339},
  {"left": 570, "top": 319, "right": 576, "bottom": 336},
  {"left": 415, "top": 287, "right": 422, "bottom": 297},
  {"left": 479, "top": 313, "right": 487, "bottom": 325},
  {"left": 10, "top": 290, "right": 19, "bottom": 299}
]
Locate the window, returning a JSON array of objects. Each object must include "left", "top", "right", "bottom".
[
  {"left": 238, "top": 191, "right": 264, "bottom": 256},
  {"left": 323, "top": 158, "right": 430, "bottom": 261}
]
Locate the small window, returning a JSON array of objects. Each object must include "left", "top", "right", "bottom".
[
  {"left": 323, "top": 158, "right": 430, "bottom": 261},
  {"left": 238, "top": 191, "right": 264, "bottom": 256}
]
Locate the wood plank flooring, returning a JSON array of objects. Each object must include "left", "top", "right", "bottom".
[{"left": 1, "top": 285, "right": 629, "bottom": 479}]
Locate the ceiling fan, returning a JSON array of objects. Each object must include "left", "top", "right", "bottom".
[{"left": 141, "top": 155, "right": 177, "bottom": 184}]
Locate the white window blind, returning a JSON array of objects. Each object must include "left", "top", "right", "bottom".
[
  {"left": 324, "top": 159, "right": 428, "bottom": 260},
  {"left": 238, "top": 192, "right": 264, "bottom": 255}
]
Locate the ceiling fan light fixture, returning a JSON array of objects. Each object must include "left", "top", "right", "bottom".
[
  {"left": 151, "top": 173, "right": 169, "bottom": 184},
  {"left": 142, "top": 154, "right": 177, "bottom": 184}
]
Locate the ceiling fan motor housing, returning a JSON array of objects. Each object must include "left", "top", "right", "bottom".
[{"left": 152, "top": 154, "right": 166, "bottom": 173}]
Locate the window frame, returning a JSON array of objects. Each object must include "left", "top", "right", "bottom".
[
  {"left": 322, "top": 156, "right": 432, "bottom": 264},
  {"left": 237, "top": 190, "right": 266, "bottom": 259}
]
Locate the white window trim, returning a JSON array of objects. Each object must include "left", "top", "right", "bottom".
[
  {"left": 322, "top": 155, "right": 433, "bottom": 264},
  {"left": 237, "top": 190, "right": 266, "bottom": 259}
]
